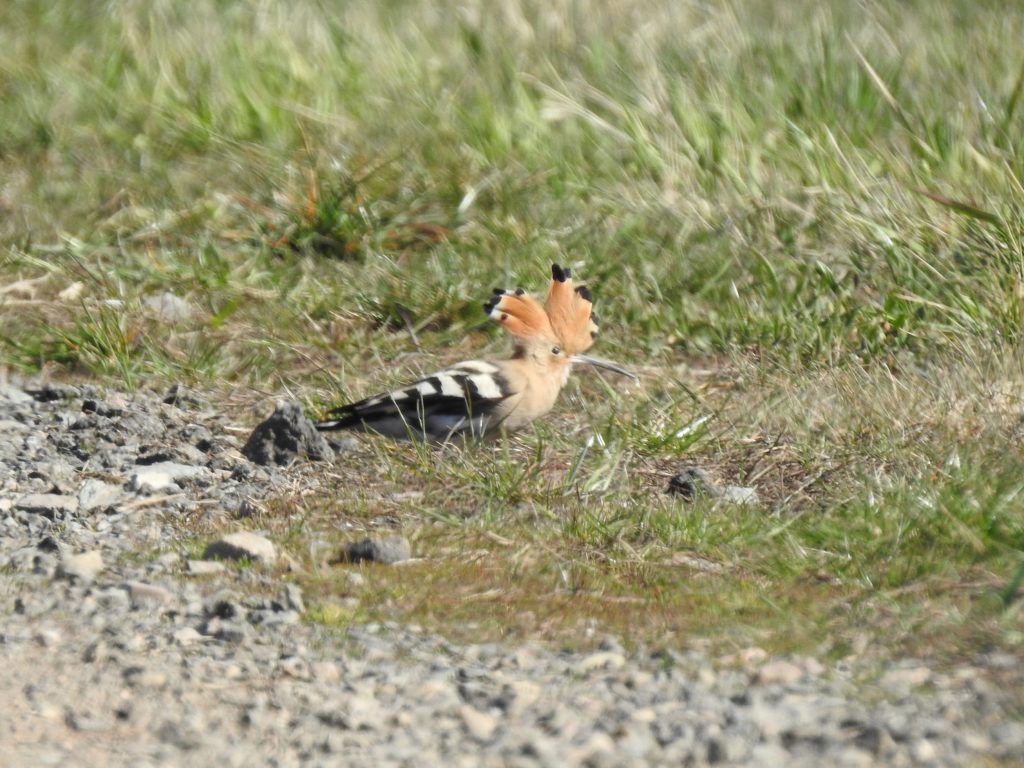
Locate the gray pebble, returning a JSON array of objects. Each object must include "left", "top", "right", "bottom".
[
  {"left": 0, "top": 384, "right": 35, "bottom": 404},
  {"left": 991, "top": 721, "right": 1024, "bottom": 755},
  {"left": 78, "top": 479, "right": 123, "bottom": 512},
  {"left": 130, "top": 462, "right": 212, "bottom": 494},
  {"left": 124, "top": 580, "right": 175, "bottom": 605},
  {"left": 186, "top": 559, "right": 226, "bottom": 576}
]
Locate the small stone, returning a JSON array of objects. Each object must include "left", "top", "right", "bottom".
[
  {"left": 155, "top": 552, "right": 180, "bottom": 568},
  {"left": 631, "top": 707, "right": 657, "bottom": 723},
  {"left": 58, "top": 281, "right": 85, "bottom": 301},
  {"left": 156, "top": 721, "right": 202, "bottom": 750},
  {"left": 204, "top": 592, "right": 243, "bottom": 619},
  {"left": 459, "top": 705, "right": 499, "bottom": 742},
  {"left": 991, "top": 722, "right": 1024, "bottom": 753},
  {"left": 57, "top": 550, "right": 104, "bottom": 582},
  {"left": 34, "top": 628, "right": 62, "bottom": 647},
  {"left": 721, "top": 646, "right": 768, "bottom": 667},
  {"left": 750, "top": 744, "right": 791, "bottom": 766},
  {"left": 279, "top": 656, "right": 310, "bottom": 679},
  {"left": 78, "top": 479, "right": 123, "bottom": 511},
  {"left": 335, "top": 536, "right": 411, "bottom": 565},
  {"left": 130, "top": 462, "right": 211, "bottom": 494},
  {"left": 83, "top": 641, "right": 110, "bottom": 663},
  {"left": 187, "top": 559, "right": 226, "bottom": 576},
  {"left": 204, "top": 618, "right": 251, "bottom": 643},
  {"left": 202, "top": 532, "right": 277, "bottom": 565},
  {"left": 748, "top": 702, "right": 791, "bottom": 737},
  {"left": 26, "top": 383, "right": 79, "bottom": 402},
  {"left": 879, "top": 666, "right": 931, "bottom": 691},
  {"left": 667, "top": 467, "right": 713, "bottom": 500},
  {"left": 567, "top": 732, "right": 617, "bottom": 765},
  {"left": 755, "top": 659, "right": 804, "bottom": 685},
  {"left": 142, "top": 291, "right": 195, "bottom": 323},
  {"left": 667, "top": 466, "right": 758, "bottom": 504},
  {"left": 82, "top": 399, "right": 123, "bottom": 417},
  {"left": 139, "top": 670, "right": 168, "bottom": 689},
  {"left": 836, "top": 747, "right": 876, "bottom": 767},
  {"left": 311, "top": 661, "right": 341, "bottom": 682},
  {"left": 173, "top": 627, "right": 203, "bottom": 647},
  {"left": 910, "top": 739, "right": 937, "bottom": 763},
  {"left": 121, "top": 634, "right": 149, "bottom": 653},
  {"left": 65, "top": 711, "right": 112, "bottom": 733},
  {"left": 0, "top": 384, "right": 34, "bottom": 404},
  {"left": 501, "top": 680, "right": 542, "bottom": 716},
  {"left": 801, "top": 657, "right": 826, "bottom": 676},
  {"left": 123, "top": 666, "right": 168, "bottom": 689},
  {"left": 344, "top": 571, "right": 366, "bottom": 589},
  {"left": 242, "top": 400, "right": 333, "bottom": 465},
  {"left": 984, "top": 651, "right": 1018, "bottom": 670},
  {"left": 124, "top": 580, "right": 174, "bottom": 605},
  {"left": 279, "top": 583, "right": 305, "bottom": 613},
  {"left": 324, "top": 435, "right": 359, "bottom": 453},
  {"left": 716, "top": 484, "right": 759, "bottom": 504},
  {"left": 15, "top": 493, "right": 78, "bottom": 518},
  {"left": 577, "top": 651, "right": 626, "bottom": 673}
]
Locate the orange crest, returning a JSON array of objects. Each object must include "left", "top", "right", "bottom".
[{"left": 484, "top": 264, "right": 599, "bottom": 354}]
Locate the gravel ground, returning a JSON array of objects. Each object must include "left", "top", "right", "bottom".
[{"left": 1, "top": 379, "right": 1022, "bottom": 767}]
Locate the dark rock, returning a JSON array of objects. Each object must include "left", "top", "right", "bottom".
[
  {"left": 163, "top": 383, "right": 205, "bottom": 408},
  {"left": 335, "top": 536, "right": 412, "bottom": 565},
  {"left": 242, "top": 400, "right": 333, "bottom": 466},
  {"left": 667, "top": 467, "right": 713, "bottom": 500},
  {"left": 180, "top": 423, "right": 213, "bottom": 447},
  {"left": 277, "top": 583, "right": 305, "bottom": 613},
  {"left": 135, "top": 450, "right": 180, "bottom": 465},
  {"left": 26, "top": 383, "right": 80, "bottom": 402},
  {"left": 667, "top": 466, "right": 758, "bottom": 504},
  {"left": 82, "top": 399, "right": 123, "bottom": 417},
  {"left": 202, "top": 532, "right": 277, "bottom": 564},
  {"left": 203, "top": 592, "right": 244, "bottom": 620},
  {"left": 37, "top": 535, "right": 62, "bottom": 553}
]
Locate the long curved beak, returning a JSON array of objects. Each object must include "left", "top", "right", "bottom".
[{"left": 570, "top": 354, "right": 639, "bottom": 381}]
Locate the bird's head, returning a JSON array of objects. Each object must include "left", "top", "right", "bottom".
[{"left": 483, "top": 264, "right": 636, "bottom": 382}]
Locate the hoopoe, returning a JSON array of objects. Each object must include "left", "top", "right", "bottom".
[{"left": 315, "top": 264, "right": 635, "bottom": 442}]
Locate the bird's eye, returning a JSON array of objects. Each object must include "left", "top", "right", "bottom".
[{"left": 551, "top": 346, "right": 561, "bottom": 356}]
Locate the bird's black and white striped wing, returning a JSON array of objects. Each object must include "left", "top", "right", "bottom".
[{"left": 315, "top": 361, "right": 512, "bottom": 441}]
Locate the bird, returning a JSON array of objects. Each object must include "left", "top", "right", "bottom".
[{"left": 314, "top": 263, "right": 636, "bottom": 442}]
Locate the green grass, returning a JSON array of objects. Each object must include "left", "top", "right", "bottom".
[{"left": 2, "top": 0, "right": 1024, "bottom": 665}]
